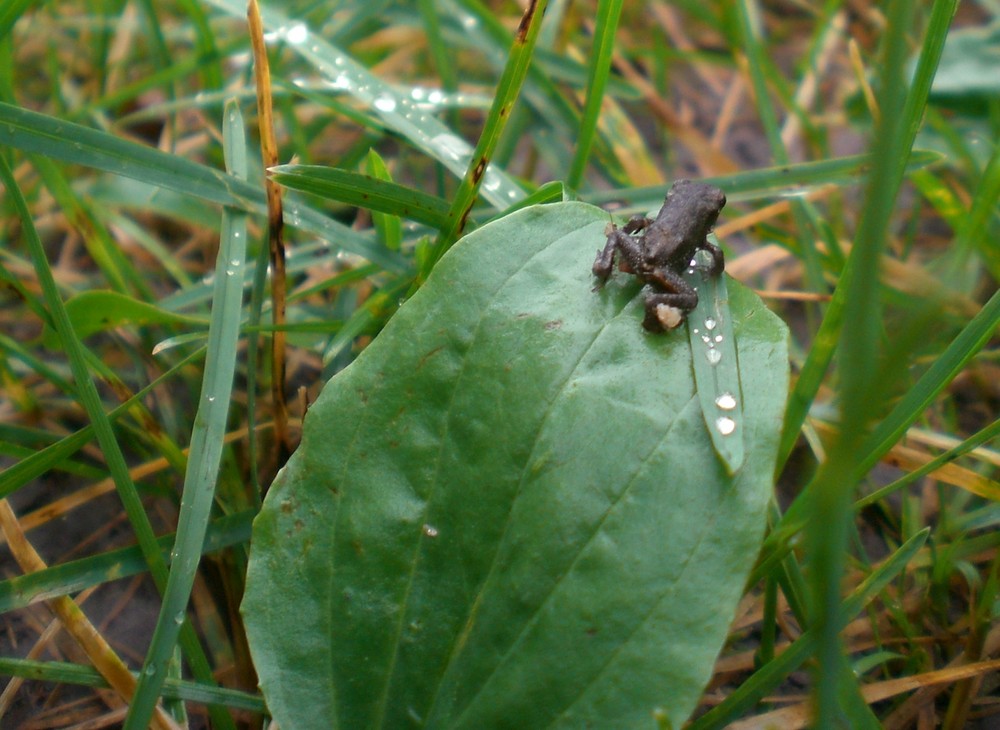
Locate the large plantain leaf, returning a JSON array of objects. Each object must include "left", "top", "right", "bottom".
[{"left": 242, "top": 202, "right": 788, "bottom": 729}]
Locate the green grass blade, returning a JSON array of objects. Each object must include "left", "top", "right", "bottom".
[
  {"left": 270, "top": 164, "right": 452, "bottom": 230},
  {"left": 126, "top": 99, "right": 249, "bottom": 728},
  {"left": 856, "top": 286, "right": 1000, "bottom": 478},
  {"left": 203, "top": 0, "right": 526, "bottom": 209},
  {"left": 690, "top": 528, "right": 930, "bottom": 729},
  {"left": 805, "top": 3, "right": 936, "bottom": 723},
  {"left": 582, "top": 151, "right": 944, "bottom": 211},
  {"left": 365, "top": 149, "right": 403, "bottom": 251},
  {"left": 0, "top": 511, "right": 254, "bottom": 613},
  {"left": 0, "top": 657, "right": 265, "bottom": 713},
  {"left": 566, "top": 0, "right": 624, "bottom": 190},
  {"left": 0, "top": 101, "right": 405, "bottom": 273},
  {"left": 429, "top": 0, "right": 549, "bottom": 269},
  {"left": 685, "top": 243, "right": 746, "bottom": 474},
  {"left": 1, "top": 112, "right": 233, "bottom": 730},
  {"left": 0, "top": 349, "right": 203, "bottom": 501}
]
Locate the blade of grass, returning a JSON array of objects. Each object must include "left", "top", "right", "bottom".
[
  {"left": 0, "top": 348, "right": 204, "bottom": 501},
  {"left": 0, "top": 101, "right": 406, "bottom": 273},
  {"left": 0, "top": 657, "right": 265, "bottom": 713},
  {"left": 806, "top": 3, "right": 922, "bottom": 723},
  {"left": 566, "top": 0, "right": 624, "bottom": 190},
  {"left": 126, "top": 99, "right": 249, "bottom": 728},
  {"left": 271, "top": 164, "right": 452, "bottom": 230},
  {"left": 582, "top": 151, "right": 943, "bottom": 209},
  {"left": 774, "top": 0, "right": 961, "bottom": 473},
  {"left": 0, "top": 510, "right": 254, "bottom": 613},
  {"left": 0, "top": 502, "right": 180, "bottom": 730},
  {"left": 426, "top": 0, "right": 549, "bottom": 273},
  {"left": 690, "top": 529, "right": 930, "bottom": 729},
  {"left": 365, "top": 150, "right": 403, "bottom": 250},
  {"left": 0, "top": 139, "right": 234, "bottom": 730},
  {"left": 203, "top": 0, "right": 526, "bottom": 209}
]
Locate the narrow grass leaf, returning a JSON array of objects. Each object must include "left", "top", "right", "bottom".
[
  {"left": 0, "top": 511, "right": 254, "bottom": 613},
  {"left": 0, "top": 350, "right": 204, "bottom": 501},
  {"left": 685, "top": 241, "right": 747, "bottom": 474},
  {"left": 0, "top": 145, "right": 234, "bottom": 729},
  {"left": 566, "top": 0, "right": 624, "bottom": 190},
  {"left": 855, "top": 286, "right": 1000, "bottom": 478},
  {"left": 0, "top": 657, "right": 265, "bottom": 713},
  {"left": 42, "top": 291, "right": 207, "bottom": 347},
  {"left": 431, "top": 0, "right": 549, "bottom": 267},
  {"left": 690, "top": 528, "right": 930, "bottom": 729},
  {"left": 126, "top": 100, "right": 249, "bottom": 728},
  {"left": 0, "top": 101, "right": 405, "bottom": 273},
  {"left": 203, "top": 0, "right": 525, "bottom": 209},
  {"left": 271, "top": 164, "right": 452, "bottom": 230},
  {"left": 583, "top": 151, "right": 943, "bottom": 211},
  {"left": 365, "top": 149, "right": 403, "bottom": 250}
]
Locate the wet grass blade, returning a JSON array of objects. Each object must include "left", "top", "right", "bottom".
[
  {"left": 126, "top": 100, "right": 249, "bottom": 728},
  {"left": 203, "top": 0, "right": 526, "bottom": 209},
  {"left": 566, "top": 0, "right": 624, "bottom": 190},
  {"left": 689, "top": 528, "right": 930, "bottom": 729},
  {"left": 0, "top": 101, "right": 404, "bottom": 273},
  {"left": 0, "top": 511, "right": 254, "bottom": 613},
  {"left": 685, "top": 243, "right": 746, "bottom": 474},
  {"left": 430, "top": 0, "right": 548, "bottom": 266},
  {"left": 271, "top": 164, "right": 452, "bottom": 230},
  {"left": 0, "top": 657, "right": 264, "bottom": 713},
  {"left": 1, "top": 128, "right": 232, "bottom": 730}
]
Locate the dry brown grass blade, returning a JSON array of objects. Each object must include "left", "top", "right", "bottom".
[
  {"left": 728, "top": 658, "right": 1000, "bottom": 730},
  {"left": 0, "top": 500, "right": 181, "bottom": 730},
  {"left": 248, "top": 0, "right": 291, "bottom": 464}
]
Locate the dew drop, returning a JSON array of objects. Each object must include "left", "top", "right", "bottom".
[
  {"left": 174, "top": 611, "right": 185, "bottom": 625},
  {"left": 285, "top": 22, "right": 309, "bottom": 45},
  {"left": 704, "top": 317, "right": 717, "bottom": 330},
  {"left": 206, "top": 395, "right": 216, "bottom": 402},
  {"left": 373, "top": 93, "right": 397, "bottom": 113},
  {"left": 331, "top": 73, "right": 352, "bottom": 90},
  {"left": 716, "top": 416, "right": 736, "bottom": 435},
  {"left": 431, "top": 132, "right": 470, "bottom": 162},
  {"left": 483, "top": 168, "right": 501, "bottom": 192},
  {"left": 423, "top": 524, "right": 439, "bottom": 538},
  {"left": 143, "top": 664, "right": 158, "bottom": 677},
  {"left": 716, "top": 393, "right": 737, "bottom": 410},
  {"left": 706, "top": 349, "right": 722, "bottom": 365}
]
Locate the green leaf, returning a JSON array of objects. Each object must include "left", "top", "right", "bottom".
[
  {"left": 243, "top": 202, "right": 789, "bottom": 729},
  {"left": 42, "top": 290, "right": 208, "bottom": 347},
  {"left": 271, "top": 164, "right": 452, "bottom": 231}
]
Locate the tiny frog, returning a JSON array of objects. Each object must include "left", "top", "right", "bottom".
[{"left": 592, "top": 179, "right": 727, "bottom": 332}]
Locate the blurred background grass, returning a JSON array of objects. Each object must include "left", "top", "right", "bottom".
[{"left": 1, "top": 1, "right": 999, "bottom": 727}]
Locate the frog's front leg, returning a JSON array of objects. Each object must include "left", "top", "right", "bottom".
[
  {"left": 702, "top": 241, "right": 725, "bottom": 276},
  {"left": 592, "top": 224, "right": 647, "bottom": 283},
  {"left": 641, "top": 268, "right": 699, "bottom": 332}
]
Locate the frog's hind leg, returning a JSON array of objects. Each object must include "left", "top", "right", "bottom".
[{"left": 642, "top": 268, "right": 698, "bottom": 331}]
